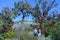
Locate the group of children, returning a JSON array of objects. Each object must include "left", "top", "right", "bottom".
[{"left": 33, "top": 28, "right": 41, "bottom": 37}]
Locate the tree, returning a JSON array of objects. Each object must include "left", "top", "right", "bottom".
[
  {"left": 13, "top": 0, "right": 58, "bottom": 34},
  {"left": 30, "top": 0, "right": 58, "bottom": 34},
  {"left": 0, "top": 7, "right": 14, "bottom": 33},
  {"left": 14, "top": 1, "right": 31, "bottom": 21},
  {"left": 51, "top": 22, "right": 60, "bottom": 40},
  {"left": 14, "top": 0, "right": 57, "bottom": 23}
]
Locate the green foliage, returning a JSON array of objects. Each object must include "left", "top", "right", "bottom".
[
  {"left": 0, "top": 36, "right": 3, "bottom": 40},
  {"left": 6, "top": 31, "right": 15, "bottom": 38},
  {"left": 46, "top": 28, "right": 53, "bottom": 35},
  {"left": 0, "top": 0, "right": 59, "bottom": 40},
  {"left": 0, "top": 30, "right": 15, "bottom": 39},
  {"left": 51, "top": 23, "right": 60, "bottom": 40},
  {"left": 38, "top": 0, "right": 42, "bottom": 3},
  {"left": 0, "top": 19, "right": 4, "bottom": 27}
]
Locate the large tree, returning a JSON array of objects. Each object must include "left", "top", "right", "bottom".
[
  {"left": 14, "top": 0, "right": 58, "bottom": 22},
  {"left": 13, "top": 0, "right": 58, "bottom": 34}
]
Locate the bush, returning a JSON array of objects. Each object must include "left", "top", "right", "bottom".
[
  {"left": 51, "top": 23, "right": 60, "bottom": 40},
  {"left": 0, "top": 36, "right": 3, "bottom": 40},
  {"left": 0, "top": 30, "right": 15, "bottom": 40}
]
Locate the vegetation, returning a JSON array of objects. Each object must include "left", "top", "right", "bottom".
[{"left": 0, "top": 0, "right": 60, "bottom": 40}]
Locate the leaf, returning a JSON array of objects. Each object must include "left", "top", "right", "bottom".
[
  {"left": 14, "top": 2, "right": 18, "bottom": 8},
  {"left": 38, "top": 0, "right": 42, "bottom": 3}
]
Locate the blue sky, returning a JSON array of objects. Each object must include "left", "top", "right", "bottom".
[{"left": 0, "top": 0, "right": 60, "bottom": 22}]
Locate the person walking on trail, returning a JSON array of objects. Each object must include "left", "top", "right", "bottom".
[{"left": 33, "top": 28, "right": 38, "bottom": 36}]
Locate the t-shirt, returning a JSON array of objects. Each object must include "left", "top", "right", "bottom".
[
  {"left": 34, "top": 29, "right": 37, "bottom": 34},
  {"left": 38, "top": 29, "right": 41, "bottom": 35},
  {"left": 38, "top": 29, "right": 41, "bottom": 33}
]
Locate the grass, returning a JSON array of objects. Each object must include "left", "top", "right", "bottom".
[{"left": 15, "top": 31, "right": 38, "bottom": 40}]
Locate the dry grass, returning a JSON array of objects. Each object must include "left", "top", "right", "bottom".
[{"left": 15, "top": 31, "right": 38, "bottom": 40}]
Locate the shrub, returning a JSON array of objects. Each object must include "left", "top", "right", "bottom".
[
  {"left": 3, "top": 31, "right": 15, "bottom": 38},
  {"left": 51, "top": 23, "right": 60, "bottom": 40}
]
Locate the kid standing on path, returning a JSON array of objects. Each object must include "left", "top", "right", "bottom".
[
  {"left": 37, "top": 28, "right": 41, "bottom": 40},
  {"left": 33, "top": 28, "right": 38, "bottom": 36}
]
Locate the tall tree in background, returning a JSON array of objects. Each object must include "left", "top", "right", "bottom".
[
  {"left": 14, "top": 0, "right": 58, "bottom": 22},
  {"left": 31, "top": 0, "right": 57, "bottom": 22},
  {"left": 14, "top": 0, "right": 58, "bottom": 33}
]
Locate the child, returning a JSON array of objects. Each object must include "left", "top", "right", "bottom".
[
  {"left": 37, "top": 29, "right": 41, "bottom": 36},
  {"left": 33, "top": 28, "right": 38, "bottom": 36}
]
